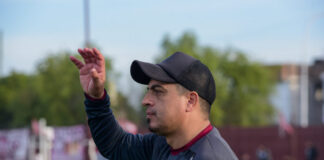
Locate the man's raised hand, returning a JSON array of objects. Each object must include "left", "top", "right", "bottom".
[{"left": 70, "top": 48, "right": 106, "bottom": 98}]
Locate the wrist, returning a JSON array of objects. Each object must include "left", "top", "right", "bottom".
[{"left": 85, "top": 89, "right": 106, "bottom": 101}]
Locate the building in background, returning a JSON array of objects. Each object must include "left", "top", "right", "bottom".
[
  {"left": 271, "top": 60, "right": 324, "bottom": 127},
  {"left": 308, "top": 59, "right": 324, "bottom": 125}
]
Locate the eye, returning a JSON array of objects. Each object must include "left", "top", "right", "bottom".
[{"left": 148, "top": 85, "right": 167, "bottom": 97}]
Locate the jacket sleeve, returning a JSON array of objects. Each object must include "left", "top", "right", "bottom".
[{"left": 84, "top": 90, "right": 156, "bottom": 160}]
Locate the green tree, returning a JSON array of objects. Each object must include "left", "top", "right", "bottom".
[
  {"left": 158, "top": 32, "right": 276, "bottom": 126},
  {"left": 34, "top": 52, "right": 89, "bottom": 125},
  {"left": 0, "top": 50, "right": 138, "bottom": 128},
  {"left": 0, "top": 72, "right": 37, "bottom": 128}
]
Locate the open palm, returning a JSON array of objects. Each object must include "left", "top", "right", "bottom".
[{"left": 70, "top": 48, "right": 106, "bottom": 98}]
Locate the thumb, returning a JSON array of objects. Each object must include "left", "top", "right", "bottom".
[
  {"left": 90, "top": 68, "right": 104, "bottom": 98},
  {"left": 91, "top": 68, "right": 100, "bottom": 84}
]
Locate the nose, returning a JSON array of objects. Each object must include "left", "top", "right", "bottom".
[{"left": 142, "top": 92, "right": 154, "bottom": 107}]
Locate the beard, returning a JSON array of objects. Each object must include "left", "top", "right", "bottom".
[
  {"left": 147, "top": 118, "right": 158, "bottom": 133},
  {"left": 146, "top": 118, "right": 170, "bottom": 136}
]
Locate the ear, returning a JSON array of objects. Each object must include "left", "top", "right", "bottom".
[{"left": 186, "top": 91, "right": 199, "bottom": 112}]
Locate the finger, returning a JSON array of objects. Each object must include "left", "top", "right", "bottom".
[
  {"left": 84, "top": 48, "right": 97, "bottom": 63},
  {"left": 78, "top": 48, "right": 88, "bottom": 59},
  {"left": 93, "top": 48, "right": 104, "bottom": 61},
  {"left": 86, "top": 48, "right": 96, "bottom": 63},
  {"left": 81, "top": 48, "right": 92, "bottom": 64},
  {"left": 70, "top": 56, "right": 84, "bottom": 69},
  {"left": 93, "top": 48, "right": 106, "bottom": 70}
]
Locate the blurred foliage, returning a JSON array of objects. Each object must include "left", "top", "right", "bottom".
[
  {"left": 158, "top": 32, "right": 277, "bottom": 127},
  {"left": 0, "top": 33, "right": 278, "bottom": 129},
  {"left": 0, "top": 50, "right": 138, "bottom": 128}
]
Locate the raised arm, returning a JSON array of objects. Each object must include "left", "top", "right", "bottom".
[
  {"left": 70, "top": 48, "right": 156, "bottom": 160},
  {"left": 70, "top": 48, "right": 105, "bottom": 98}
]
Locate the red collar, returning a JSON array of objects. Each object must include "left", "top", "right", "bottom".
[{"left": 170, "top": 124, "right": 213, "bottom": 155}]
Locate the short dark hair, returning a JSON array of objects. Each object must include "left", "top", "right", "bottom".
[{"left": 176, "top": 84, "right": 210, "bottom": 116}]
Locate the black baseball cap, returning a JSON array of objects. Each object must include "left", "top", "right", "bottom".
[{"left": 130, "top": 52, "right": 216, "bottom": 105}]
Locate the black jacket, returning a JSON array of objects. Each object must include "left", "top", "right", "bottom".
[{"left": 85, "top": 92, "right": 238, "bottom": 160}]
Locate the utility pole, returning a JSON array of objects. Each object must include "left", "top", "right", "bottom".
[{"left": 84, "top": 0, "right": 91, "bottom": 48}]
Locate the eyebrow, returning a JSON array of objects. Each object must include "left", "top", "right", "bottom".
[{"left": 147, "top": 84, "right": 167, "bottom": 92}]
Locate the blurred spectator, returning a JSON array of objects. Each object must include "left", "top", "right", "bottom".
[
  {"left": 305, "top": 141, "right": 318, "bottom": 160},
  {"left": 256, "top": 145, "right": 272, "bottom": 160}
]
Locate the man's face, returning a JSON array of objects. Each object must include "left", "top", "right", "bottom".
[{"left": 142, "top": 80, "right": 188, "bottom": 136}]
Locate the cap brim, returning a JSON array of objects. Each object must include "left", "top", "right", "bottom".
[{"left": 130, "top": 60, "right": 176, "bottom": 84}]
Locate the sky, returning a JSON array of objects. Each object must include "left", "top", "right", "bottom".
[{"left": 1, "top": 0, "right": 324, "bottom": 96}]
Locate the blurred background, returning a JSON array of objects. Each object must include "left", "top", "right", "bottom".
[{"left": 0, "top": 0, "right": 323, "bottom": 160}]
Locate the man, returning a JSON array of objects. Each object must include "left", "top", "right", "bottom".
[
  {"left": 305, "top": 142, "right": 318, "bottom": 160},
  {"left": 70, "top": 48, "right": 238, "bottom": 160}
]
